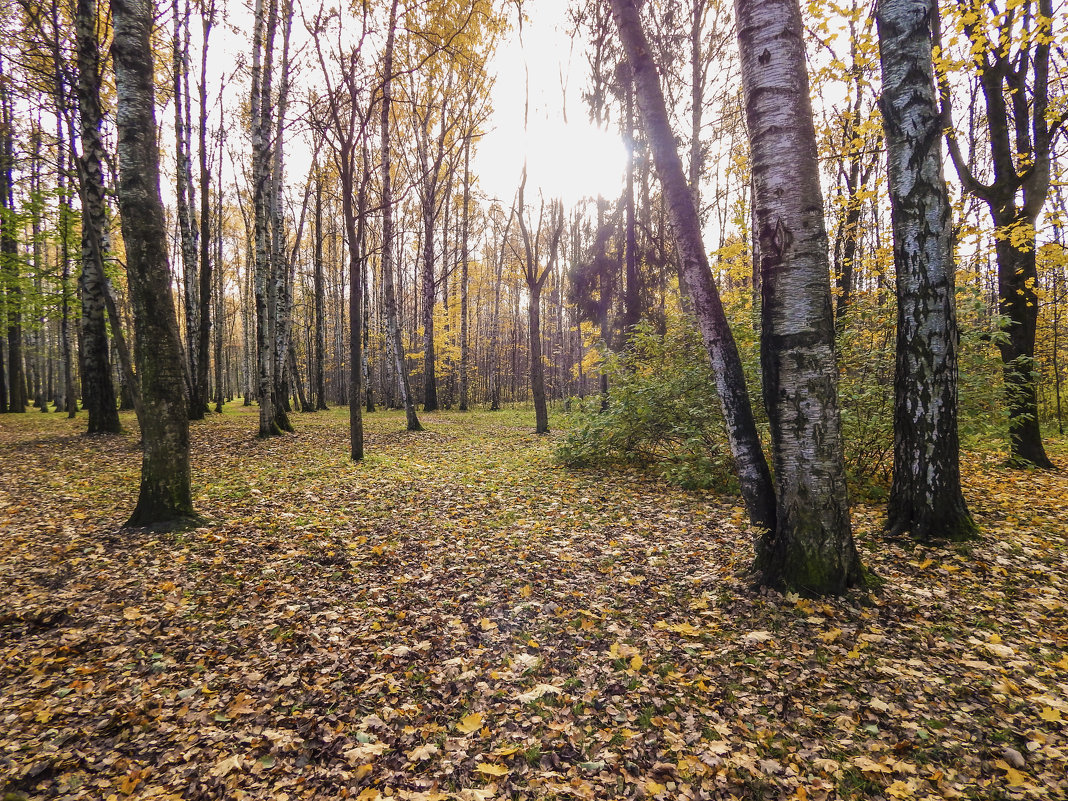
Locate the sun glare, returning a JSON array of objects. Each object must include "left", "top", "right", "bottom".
[{"left": 476, "top": 111, "right": 626, "bottom": 209}]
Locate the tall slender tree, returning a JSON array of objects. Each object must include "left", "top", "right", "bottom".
[
  {"left": 75, "top": 0, "right": 121, "bottom": 432},
  {"left": 379, "top": 0, "right": 422, "bottom": 431},
  {"left": 877, "top": 0, "right": 976, "bottom": 542},
  {"left": 111, "top": 0, "right": 194, "bottom": 525},
  {"left": 0, "top": 54, "right": 27, "bottom": 414}
]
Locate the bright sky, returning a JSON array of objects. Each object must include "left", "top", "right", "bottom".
[{"left": 473, "top": 0, "right": 626, "bottom": 208}]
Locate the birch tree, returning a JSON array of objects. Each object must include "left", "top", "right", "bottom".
[
  {"left": 877, "top": 0, "right": 975, "bottom": 542},
  {"left": 607, "top": 0, "right": 776, "bottom": 539},
  {"left": 733, "top": 0, "right": 863, "bottom": 592}
]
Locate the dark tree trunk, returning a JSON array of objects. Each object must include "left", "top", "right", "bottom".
[
  {"left": 877, "top": 0, "right": 976, "bottom": 542},
  {"left": 75, "top": 0, "right": 121, "bottom": 432},
  {"left": 529, "top": 283, "right": 547, "bottom": 433},
  {"left": 111, "top": 0, "right": 194, "bottom": 525},
  {"left": 994, "top": 220, "right": 1050, "bottom": 467},
  {"left": 622, "top": 66, "right": 640, "bottom": 334},
  {"left": 734, "top": 0, "right": 864, "bottom": 593},
  {"left": 459, "top": 137, "right": 471, "bottom": 411},
  {"left": 1, "top": 55, "right": 26, "bottom": 414},
  {"left": 935, "top": 0, "right": 1058, "bottom": 468},
  {"left": 609, "top": 0, "right": 777, "bottom": 538},
  {"left": 196, "top": 2, "right": 215, "bottom": 417}
]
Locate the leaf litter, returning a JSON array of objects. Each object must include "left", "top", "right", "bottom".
[{"left": 0, "top": 407, "right": 1066, "bottom": 800}]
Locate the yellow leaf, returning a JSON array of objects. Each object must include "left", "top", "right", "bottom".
[
  {"left": 457, "top": 712, "right": 483, "bottom": 734},
  {"left": 1038, "top": 707, "right": 1062, "bottom": 722},
  {"left": 474, "top": 762, "right": 509, "bottom": 776},
  {"left": 644, "top": 779, "right": 667, "bottom": 795},
  {"left": 479, "top": 618, "right": 497, "bottom": 631},
  {"left": 1004, "top": 767, "right": 1028, "bottom": 787},
  {"left": 356, "top": 790, "right": 382, "bottom": 801},
  {"left": 917, "top": 558, "right": 934, "bottom": 569},
  {"left": 886, "top": 779, "right": 914, "bottom": 798},
  {"left": 516, "top": 683, "right": 562, "bottom": 703},
  {"left": 494, "top": 745, "right": 521, "bottom": 757},
  {"left": 519, "top": 584, "right": 532, "bottom": 598},
  {"left": 630, "top": 654, "right": 643, "bottom": 671},
  {"left": 819, "top": 628, "right": 843, "bottom": 643},
  {"left": 1054, "top": 655, "right": 1068, "bottom": 670}
]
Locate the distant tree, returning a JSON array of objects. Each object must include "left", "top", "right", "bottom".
[
  {"left": 515, "top": 173, "right": 563, "bottom": 434},
  {"left": 111, "top": 0, "right": 194, "bottom": 525},
  {"left": 379, "top": 0, "right": 422, "bottom": 431},
  {"left": 877, "top": 0, "right": 976, "bottom": 542}
]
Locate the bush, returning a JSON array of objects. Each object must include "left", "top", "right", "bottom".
[
  {"left": 558, "top": 314, "right": 737, "bottom": 492},
  {"left": 559, "top": 285, "right": 1008, "bottom": 499}
]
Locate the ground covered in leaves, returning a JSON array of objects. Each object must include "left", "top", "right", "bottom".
[{"left": 1, "top": 406, "right": 1067, "bottom": 801}]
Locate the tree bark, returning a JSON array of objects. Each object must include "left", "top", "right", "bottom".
[
  {"left": 173, "top": 0, "right": 202, "bottom": 419},
  {"left": 74, "top": 0, "right": 121, "bottom": 432},
  {"left": 111, "top": 0, "right": 194, "bottom": 526},
  {"left": 734, "top": 0, "right": 863, "bottom": 593},
  {"left": 877, "top": 0, "right": 976, "bottom": 542},
  {"left": 608, "top": 0, "right": 777, "bottom": 539},
  {"left": 251, "top": 0, "right": 280, "bottom": 436}
]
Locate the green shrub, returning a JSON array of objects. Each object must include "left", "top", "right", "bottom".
[
  {"left": 559, "top": 285, "right": 1008, "bottom": 498},
  {"left": 558, "top": 314, "right": 737, "bottom": 492}
]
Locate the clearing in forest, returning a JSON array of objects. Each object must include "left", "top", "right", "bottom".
[{"left": 1, "top": 407, "right": 1067, "bottom": 800}]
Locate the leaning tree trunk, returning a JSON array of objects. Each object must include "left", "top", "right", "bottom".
[
  {"left": 734, "top": 0, "right": 864, "bottom": 593},
  {"left": 111, "top": 0, "right": 194, "bottom": 526},
  {"left": 75, "top": 0, "right": 121, "bottom": 433},
  {"left": 608, "top": 0, "right": 777, "bottom": 537},
  {"left": 877, "top": 0, "right": 976, "bottom": 542}
]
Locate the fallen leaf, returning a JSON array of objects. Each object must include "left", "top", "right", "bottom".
[{"left": 457, "top": 712, "right": 483, "bottom": 734}]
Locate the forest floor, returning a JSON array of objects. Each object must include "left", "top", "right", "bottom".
[{"left": 1, "top": 406, "right": 1067, "bottom": 801}]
